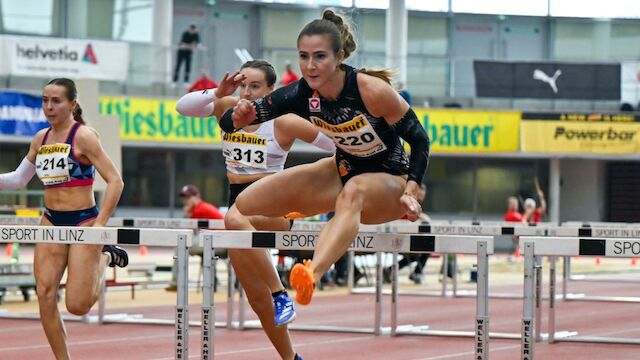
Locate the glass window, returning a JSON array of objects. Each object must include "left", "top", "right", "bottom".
[
  {"left": 553, "top": 20, "right": 595, "bottom": 60},
  {"left": 1, "top": 0, "right": 54, "bottom": 35},
  {"left": 112, "top": 0, "right": 153, "bottom": 42},
  {"left": 174, "top": 150, "right": 227, "bottom": 208},
  {"left": 452, "top": 0, "right": 548, "bottom": 17},
  {"left": 475, "top": 159, "right": 548, "bottom": 216},
  {"left": 424, "top": 158, "right": 475, "bottom": 216},
  {"left": 610, "top": 22, "right": 640, "bottom": 60},
  {"left": 551, "top": 0, "right": 640, "bottom": 19}
]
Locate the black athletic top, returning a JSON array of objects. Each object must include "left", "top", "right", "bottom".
[{"left": 254, "top": 65, "right": 409, "bottom": 173}]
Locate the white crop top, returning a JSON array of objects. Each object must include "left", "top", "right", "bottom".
[{"left": 222, "top": 120, "right": 288, "bottom": 175}]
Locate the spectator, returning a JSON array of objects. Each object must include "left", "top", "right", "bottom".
[
  {"left": 166, "top": 184, "right": 224, "bottom": 291},
  {"left": 280, "top": 61, "right": 300, "bottom": 86},
  {"left": 173, "top": 24, "right": 201, "bottom": 85},
  {"left": 188, "top": 70, "right": 218, "bottom": 92},
  {"left": 504, "top": 196, "right": 525, "bottom": 260},
  {"left": 524, "top": 177, "right": 546, "bottom": 224}
]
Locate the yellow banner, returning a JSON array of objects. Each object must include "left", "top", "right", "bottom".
[
  {"left": 521, "top": 121, "right": 640, "bottom": 154},
  {"left": 98, "top": 96, "right": 222, "bottom": 143},
  {"left": 414, "top": 109, "right": 520, "bottom": 153}
]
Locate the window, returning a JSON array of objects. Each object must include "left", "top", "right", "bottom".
[{"left": 1, "top": 0, "right": 54, "bottom": 35}]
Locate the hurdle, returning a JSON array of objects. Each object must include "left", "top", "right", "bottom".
[
  {"left": 200, "top": 229, "right": 493, "bottom": 360},
  {"left": 557, "top": 223, "right": 640, "bottom": 302},
  {"left": 520, "top": 236, "right": 640, "bottom": 357},
  {"left": 0, "top": 224, "right": 192, "bottom": 359}
]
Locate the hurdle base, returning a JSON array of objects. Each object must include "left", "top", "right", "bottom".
[
  {"left": 239, "top": 319, "right": 383, "bottom": 334},
  {"left": 564, "top": 293, "right": 640, "bottom": 303},
  {"left": 551, "top": 333, "right": 640, "bottom": 345},
  {"left": 394, "top": 324, "right": 528, "bottom": 340}
]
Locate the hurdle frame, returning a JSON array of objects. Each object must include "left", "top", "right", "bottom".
[
  {"left": 521, "top": 236, "right": 640, "bottom": 351},
  {"left": 201, "top": 229, "right": 494, "bottom": 360},
  {"left": 0, "top": 224, "right": 193, "bottom": 359}
]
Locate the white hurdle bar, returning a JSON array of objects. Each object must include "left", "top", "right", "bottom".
[
  {"left": 521, "top": 236, "right": 640, "bottom": 358},
  {"left": 200, "top": 230, "right": 493, "bottom": 360},
  {"left": 0, "top": 224, "right": 192, "bottom": 359}
]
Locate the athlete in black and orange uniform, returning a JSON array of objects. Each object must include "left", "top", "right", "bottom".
[
  {"left": 177, "top": 60, "right": 333, "bottom": 360},
  {"left": 220, "top": 9, "right": 430, "bottom": 306}
]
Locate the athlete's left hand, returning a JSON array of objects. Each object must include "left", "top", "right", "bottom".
[{"left": 401, "top": 194, "right": 421, "bottom": 222}]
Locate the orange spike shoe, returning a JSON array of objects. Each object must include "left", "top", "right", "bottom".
[{"left": 289, "top": 259, "right": 315, "bottom": 305}]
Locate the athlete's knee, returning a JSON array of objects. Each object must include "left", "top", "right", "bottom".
[
  {"left": 66, "top": 297, "right": 94, "bottom": 316},
  {"left": 35, "top": 282, "right": 59, "bottom": 305},
  {"left": 337, "top": 179, "right": 365, "bottom": 207},
  {"left": 224, "top": 208, "right": 246, "bottom": 230},
  {"left": 235, "top": 193, "right": 252, "bottom": 214}
]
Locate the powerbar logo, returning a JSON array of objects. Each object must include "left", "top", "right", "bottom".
[
  {"left": 554, "top": 127, "right": 636, "bottom": 141},
  {"left": 16, "top": 44, "right": 98, "bottom": 64}
]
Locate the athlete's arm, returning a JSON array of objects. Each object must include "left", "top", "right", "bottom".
[
  {"left": 358, "top": 74, "right": 430, "bottom": 221},
  {"left": 176, "top": 71, "right": 245, "bottom": 118},
  {"left": 0, "top": 130, "right": 44, "bottom": 190},
  {"left": 75, "top": 127, "right": 124, "bottom": 227},
  {"left": 274, "top": 114, "right": 335, "bottom": 152},
  {"left": 220, "top": 81, "right": 307, "bottom": 133}
]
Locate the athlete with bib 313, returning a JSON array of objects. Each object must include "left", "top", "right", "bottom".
[{"left": 220, "top": 9, "right": 430, "bottom": 307}]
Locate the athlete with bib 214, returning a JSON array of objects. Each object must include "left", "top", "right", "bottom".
[
  {"left": 219, "top": 9, "right": 430, "bottom": 307},
  {"left": 0, "top": 78, "right": 126, "bottom": 360}
]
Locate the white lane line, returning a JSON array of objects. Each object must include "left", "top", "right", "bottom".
[
  {"left": 0, "top": 334, "right": 173, "bottom": 352},
  {"left": 411, "top": 344, "right": 521, "bottom": 360}
]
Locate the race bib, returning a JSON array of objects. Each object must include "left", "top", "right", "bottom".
[
  {"left": 222, "top": 132, "right": 268, "bottom": 169},
  {"left": 311, "top": 115, "right": 387, "bottom": 157},
  {"left": 36, "top": 144, "right": 71, "bottom": 186}
]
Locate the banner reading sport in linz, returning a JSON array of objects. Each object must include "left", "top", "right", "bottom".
[{"left": 521, "top": 112, "right": 640, "bottom": 154}]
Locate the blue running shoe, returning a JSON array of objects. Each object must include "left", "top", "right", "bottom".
[
  {"left": 273, "top": 292, "right": 296, "bottom": 327},
  {"left": 294, "top": 354, "right": 303, "bottom": 360}
]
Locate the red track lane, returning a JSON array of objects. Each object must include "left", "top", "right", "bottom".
[{"left": 0, "top": 280, "right": 638, "bottom": 359}]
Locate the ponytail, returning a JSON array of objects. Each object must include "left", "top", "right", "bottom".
[
  {"left": 359, "top": 68, "right": 395, "bottom": 85},
  {"left": 73, "top": 103, "right": 85, "bottom": 124}
]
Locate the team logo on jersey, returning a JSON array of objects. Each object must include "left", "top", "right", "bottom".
[
  {"left": 308, "top": 90, "right": 321, "bottom": 112},
  {"left": 338, "top": 159, "right": 351, "bottom": 177}
]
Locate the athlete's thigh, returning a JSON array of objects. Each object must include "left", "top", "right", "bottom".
[
  {"left": 347, "top": 172, "right": 407, "bottom": 224},
  {"left": 65, "top": 219, "right": 103, "bottom": 293},
  {"left": 33, "top": 217, "right": 68, "bottom": 287},
  {"left": 236, "top": 157, "right": 342, "bottom": 217}
]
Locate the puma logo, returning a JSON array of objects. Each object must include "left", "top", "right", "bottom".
[{"left": 533, "top": 69, "right": 562, "bottom": 93}]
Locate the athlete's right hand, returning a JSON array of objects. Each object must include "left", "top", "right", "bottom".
[
  {"left": 216, "top": 71, "right": 245, "bottom": 98},
  {"left": 232, "top": 99, "right": 257, "bottom": 128}
]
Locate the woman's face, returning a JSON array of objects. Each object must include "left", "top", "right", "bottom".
[
  {"left": 239, "top": 67, "right": 273, "bottom": 100},
  {"left": 298, "top": 34, "right": 343, "bottom": 89},
  {"left": 42, "top": 85, "right": 74, "bottom": 125}
]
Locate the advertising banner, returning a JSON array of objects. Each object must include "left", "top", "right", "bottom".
[
  {"left": 474, "top": 60, "right": 620, "bottom": 100},
  {"left": 0, "top": 35, "right": 129, "bottom": 81},
  {"left": 99, "top": 96, "right": 222, "bottom": 144},
  {"left": 415, "top": 109, "right": 520, "bottom": 153},
  {"left": 521, "top": 112, "right": 640, "bottom": 154},
  {"left": 0, "top": 91, "right": 48, "bottom": 136}
]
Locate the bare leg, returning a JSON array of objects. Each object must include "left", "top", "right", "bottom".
[
  {"left": 312, "top": 173, "right": 407, "bottom": 282},
  {"left": 225, "top": 204, "right": 296, "bottom": 358},
  {"left": 64, "top": 219, "right": 109, "bottom": 315},
  {"left": 34, "top": 220, "right": 70, "bottom": 360}
]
